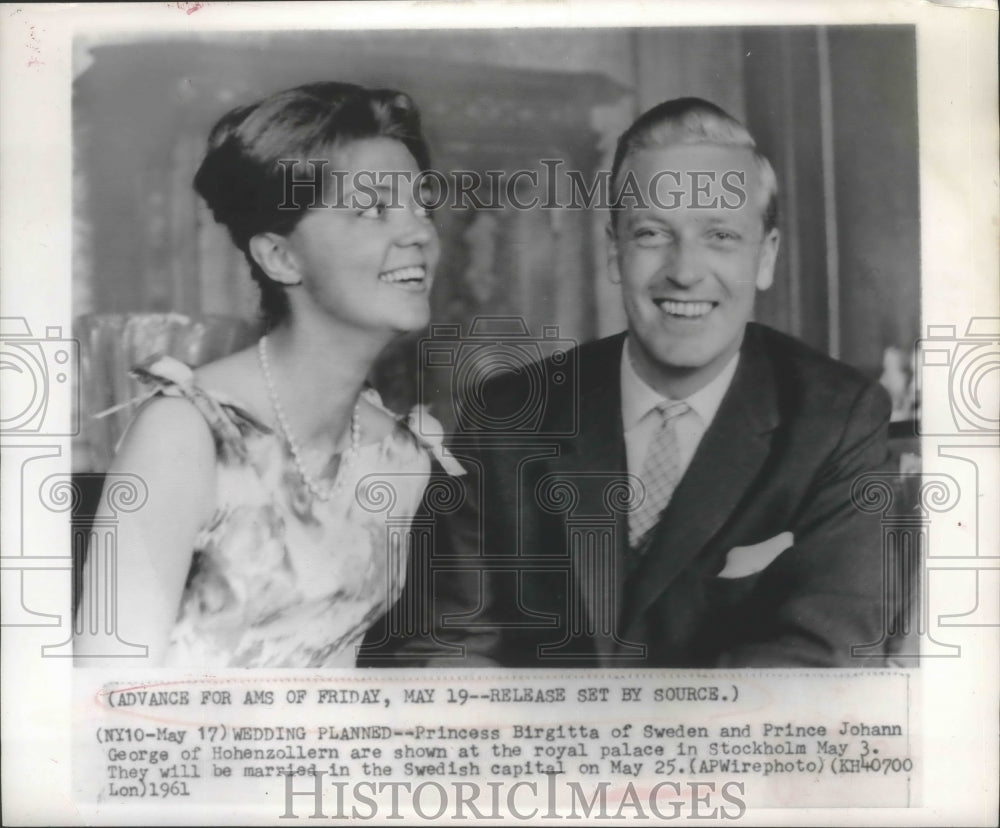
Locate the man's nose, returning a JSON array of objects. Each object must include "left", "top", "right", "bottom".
[{"left": 662, "top": 240, "right": 702, "bottom": 287}]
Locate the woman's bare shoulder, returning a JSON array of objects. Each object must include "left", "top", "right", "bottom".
[
  {"left": 113, "top": 395, "right": 217, "bottom": 488},
  {"left": 92, "top": 396, "right": 219, "bottom": 560}
]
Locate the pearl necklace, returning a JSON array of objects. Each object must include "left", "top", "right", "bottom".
[{"left": 257, "top": 336, "right": 361, "bottom": 502}]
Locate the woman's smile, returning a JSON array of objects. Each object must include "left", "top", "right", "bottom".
[{"left": 378, "top": 264, "right": 429, "bottom": 291}]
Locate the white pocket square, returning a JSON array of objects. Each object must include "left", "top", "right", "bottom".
[{"left": 718, "top": 532, "right": 794, "bottom": 579}]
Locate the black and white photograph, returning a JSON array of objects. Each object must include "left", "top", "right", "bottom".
[
  {"left": 1, "top": 1, "right": 997, "bottom": 824},
  {"left": 70, "top": 24, "right": 922, "bottom": 670}
]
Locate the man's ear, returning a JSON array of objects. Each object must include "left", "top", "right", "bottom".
[
  {"left": 248, "top": 232, "right": 302, "bottom": 286},
  {"left": 605, "top": 221, "right": 621, "bottom": 285},
  {"left": 754, "top": 228, "right": 780, "bottom": 291}
]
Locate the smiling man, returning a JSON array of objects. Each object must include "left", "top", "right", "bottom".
[
  {"left": 387, "top": 97, "right": 893, "bottom": 669},
  {"left": 609, "top": 131, "right": 779, "bottom": 403}
]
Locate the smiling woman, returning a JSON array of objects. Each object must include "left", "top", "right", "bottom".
[
  {"left": 273, "top": 137, "right": 439, "bottom": 336},
  {"left": 74, "top": 82, "right": 462, "bottom": 669}
]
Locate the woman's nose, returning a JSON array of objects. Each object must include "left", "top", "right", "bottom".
[{"left": 397, "top": 205, "right": 436, "bottom": 246}]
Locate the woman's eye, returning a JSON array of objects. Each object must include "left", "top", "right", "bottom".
[{"left": 416, "top": 188, "right": 437, "bottom": 215}]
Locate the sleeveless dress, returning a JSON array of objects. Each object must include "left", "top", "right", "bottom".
[{"left": 114, "top": 355, "right": 463, "bottom": 668}]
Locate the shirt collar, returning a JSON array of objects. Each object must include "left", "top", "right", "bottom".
[{"left": 620, "top": 336, "right": 740, "bottom": 431}]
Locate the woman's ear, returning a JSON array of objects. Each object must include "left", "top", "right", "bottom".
[{"left": 248, "top": 232, "right": 302, "bottom": 286}]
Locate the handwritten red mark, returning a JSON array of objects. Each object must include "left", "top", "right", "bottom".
[{"left": 26, "top": 23, "right": 43, "bottom": 68}]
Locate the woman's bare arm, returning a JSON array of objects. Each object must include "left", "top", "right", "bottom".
[{"left": 74, "top": 397, "right": 217, "bottom": 668}]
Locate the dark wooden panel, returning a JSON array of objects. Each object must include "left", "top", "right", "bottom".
[
  {"left": 829, "top": 27, "right": 921, "bottom": 377},
  {"left": 742, "top": 27, "right": 829, "bottom": 353}
]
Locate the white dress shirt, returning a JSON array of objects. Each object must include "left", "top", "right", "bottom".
[{"left": 621, "top": 338, "right": 740, "bottom": 481}]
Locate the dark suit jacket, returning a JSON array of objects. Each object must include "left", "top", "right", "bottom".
[{"left": 371, "top": 323, "right": 893, "bottom": 668}]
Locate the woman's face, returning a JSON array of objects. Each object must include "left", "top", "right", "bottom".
[{"left": 283, "top": 136, "right": 440, "bottom": 336}]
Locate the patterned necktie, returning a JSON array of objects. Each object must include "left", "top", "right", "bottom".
[{"left": 628, "top": 400, "right": 690, "bottom": 551}]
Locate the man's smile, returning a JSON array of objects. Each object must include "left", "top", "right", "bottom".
[{"left": 653, "top": 298, "right": 719, "bottom": 319}]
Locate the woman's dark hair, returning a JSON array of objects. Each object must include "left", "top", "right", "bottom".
[{"left": 193, "top": 82, "right": 431, "bottom": 329}]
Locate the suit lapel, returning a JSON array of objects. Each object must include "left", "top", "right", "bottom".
[
  {"left": 623, "top": 327, "right": 781, "bottom": 640},
  {"left": 563, "top": 332, "right": 628, "bottom": 479},
  {"left": 546, "top": 334, "right": 631, "bottom": 660}
]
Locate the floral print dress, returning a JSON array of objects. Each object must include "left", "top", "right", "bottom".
[{"left": 118, "top": 356, "right": 462, "bottom": 668}]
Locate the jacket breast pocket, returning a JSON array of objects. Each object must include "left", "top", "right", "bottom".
[{"left": 717, "top": 532, "right": 794, "bottom": 579}]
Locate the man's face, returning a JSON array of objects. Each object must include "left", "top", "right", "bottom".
[{"left": 609, "top": 143, "right": 779, "bottom": 396}]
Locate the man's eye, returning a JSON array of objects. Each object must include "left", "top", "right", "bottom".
[
  {"left": 632, "top": 227, "right": 669, "bottom": 245},
  {"left": 359, "top": 201, "right": 388, "bottom": 219},
  {"left": 708, "top": 229, "right": 739, "bottom": 243}
]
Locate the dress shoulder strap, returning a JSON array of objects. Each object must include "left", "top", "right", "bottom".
[
  {"left": 98, "top": 355, "right": 271, "bottom": 462},
  {"left": 353, "top": 387, "right": 465, "bottom": 476}
]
